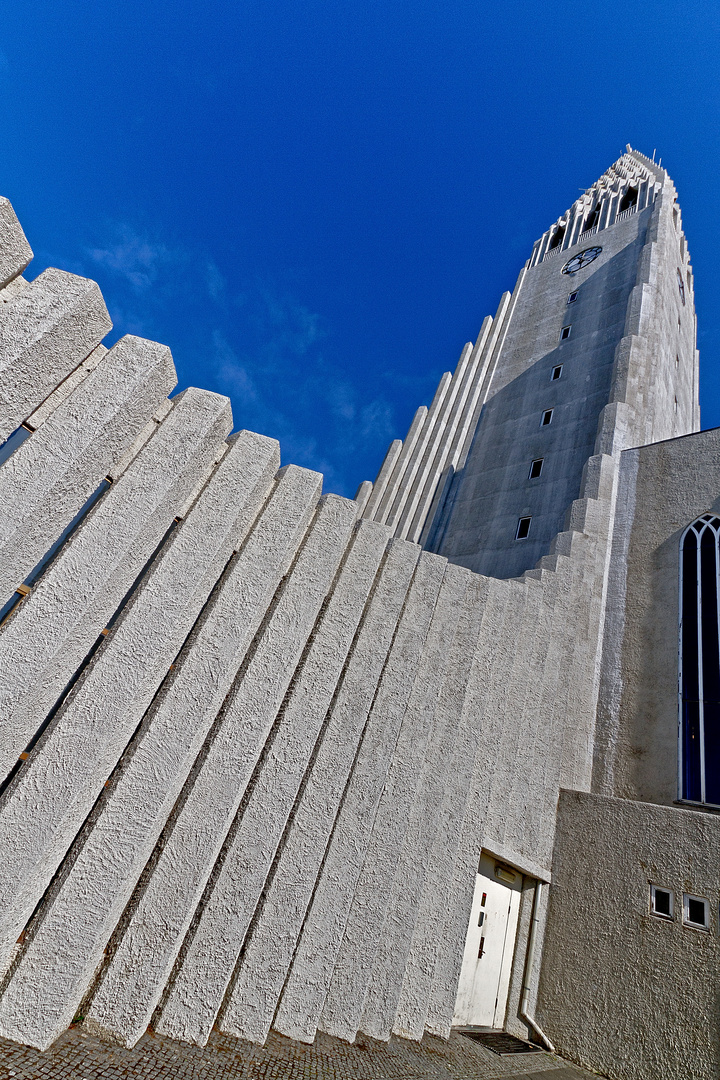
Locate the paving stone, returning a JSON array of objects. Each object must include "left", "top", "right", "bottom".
[{"left": 0, "top": 1028, "right": 605, "bottom": 1080}]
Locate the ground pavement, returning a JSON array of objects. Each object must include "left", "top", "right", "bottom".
[{"left": 0, "top": 1026, "right": 606, "bottom": 1080}]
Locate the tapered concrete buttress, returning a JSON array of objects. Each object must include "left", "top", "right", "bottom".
[
  {"left": 216, "top": 539, "right": 423, "bottom": 1046},
  {"left": 0, "top": 386, "right": 233, "bottom": 787},
  {"left": 0, "top": 334, "right": 177, "bottom": 603},
  {"left": 154, "top": 519, "right": 393, "bottom": 1046},
  {"left": 276, "top": 561, "right": 470, "bottom": 1044},
  {"left": 0, "top": 464, "right": 322, "bottom": 1050},
  {"left": 425, "top": 576, "right": 546, "bottom": 1038},
  {"left": 85, "top": 493, "right": 360, "bottom": 1047},
  {"left": 0, "top": 402, "right": 260, "bottom": 983},
  {"left": 359, "top": 574, "right": 489, "bottom": 1041},
  {"left": 391, "top": 576, "right": 521, "bottom": 1039},
  {"left": 0, "top": 268, "right": 112, "bottom": 441},
  {"left": 0, "top": 198, "right": 32, "bottom": 289}
]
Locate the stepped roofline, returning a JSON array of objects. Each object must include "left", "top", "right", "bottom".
[{"left": 529, "top": 147, "right": 671, "bottom": 268}]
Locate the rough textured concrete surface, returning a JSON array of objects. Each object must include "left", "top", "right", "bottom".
[
  {"left": 0, "top": 267, "right": 112, "bottom": 441},
  {"left": 539, "top": 790, "right": 720, "bottom": 1080},
  {"left": 0, "top": 385, "right": 232, "bottom": 788},
  {"left": 0, "top": 151, "right": 711, "bottom": 1080},
  {"left": 86, "top": 493, "right": 358, "bottom": 1047},
  {"left": 155, "top": 519, "right": 392, "bottom": 1046},
  {"left": 0, "top": 333, "right": 177, "bottom": 602},
  {"left": 0, "top": 197, "right": 32, "bottom": 288}
]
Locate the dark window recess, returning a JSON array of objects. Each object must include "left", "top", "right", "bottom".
[
  {"left": 583, "top": 204, "right": 601, "bottom": 231},
  {"left": 650, "top": 885, "right": 673, "bottom": 919},
  {"left": 548, "top": 226, "right": 565, "bottom": 250},
  {"left": 567, "top": 291, "right": 579, "bottom": 304},
  {"left": 619, "top": 186, "right": 638, "bottom": 213},
  {"left": 0, "top": 423, "right": 33, "bottom": 468},
  {"left": 677, "top": 268, "right": 686, "bottom": 306},
  {"left": 516, "top": 516, "right": 531, "bottom": 541},
  {"left": 477, "top": 936, "right": 485, "bottom": 959},
  {"left": 684, "top": 895, "right": 709, "bottom": 929},
  {"left": 477, "top": 911, "right": 484, "bottom": 926},
  {"left": 541, "top": 409, "right": 554, "bottom": 426},
  {"left": 0, "top": 477, "right": 112, "bottom": 628},
  {"left": 481, "top": 892, "right": 487, "bottom": 906},
  {"left": 529, "top": 458, "right": 544, "bottom": 479},
  {"left": 551, "top": 365, "right": 563, "bottom": 381},
  {"left": 560, "top": 325, "right": 571, "bottom": 341}
]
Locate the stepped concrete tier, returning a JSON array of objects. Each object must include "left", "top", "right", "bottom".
[{"left": 0, "top": 148, "right": 717, "bottom": 1080}]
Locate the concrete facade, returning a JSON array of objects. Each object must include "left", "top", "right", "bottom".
[{"left": 0, "top": 146, "right": 714, "bottom": 1080}]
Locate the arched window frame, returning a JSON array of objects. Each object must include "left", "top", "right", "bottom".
[{"left": 679, "top": 513, "right": 720, "bottom": 805}]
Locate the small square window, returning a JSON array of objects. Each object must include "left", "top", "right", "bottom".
[
  {"left": 560, "top": 325, "right": 571, "bottom": 341},
  {"left": 529, "top": 458, "right": 543, "bottom": 479},
  {"left": 551, "top": 365, "right": 563, "bottom": 381},
  {"left": 650, "top": 885, "right": 674, "bottom": 920},
  {"left": 515, "top": 516, "right": 532, "bottom": 540},
  {"left": 683, "top": 893, "right": 709, "bottom": 930},
  {"left": 567, "top": 291, "right": 578, "bottom": 304},
  {"left": 541, "top": 409, "right": 553, "bottom": 426}
]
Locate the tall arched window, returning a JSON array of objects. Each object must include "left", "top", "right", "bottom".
[{"left": 680, "top": 514, "right": 720, "bottom": 803}]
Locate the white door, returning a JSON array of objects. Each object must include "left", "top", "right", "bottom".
[{"left": 452, "top": 852, "right": 522, "bottom": 1029}]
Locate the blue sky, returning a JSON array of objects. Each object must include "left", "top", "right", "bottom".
[{"left": 1, "top": 0, "right": 719, "bottom": 496}]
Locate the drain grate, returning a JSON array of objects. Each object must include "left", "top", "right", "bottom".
[{"left": 460, "top": 1030, "right": 543, "bottom": 1055}]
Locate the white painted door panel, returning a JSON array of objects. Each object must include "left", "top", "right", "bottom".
[{"left": 452, "top": 852, "right": 522, "bottom": 1028}]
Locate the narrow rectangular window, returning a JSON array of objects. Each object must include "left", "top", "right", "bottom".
[
  {"left": 683, "top": 894, "right": 709, "bottom": 930},
  {"left": 515, "top": 516, "right": 531, "bottom": 540},
  {"left": 567, "top": 291, "right": 578, "bottom": 304},
  {"left": 529, "top": 458, "right": 543, "bottom": 479},
  {"left": 551, "top": 365, "right": 563, "bottom": 381},
  {"left": 649, "top": 885, "right": 674, "bottom": 920},
  {"left": 560, "top": 325, "right": 571, "bottom": 341},
  {"left": 541, "top": 409, "right": 553, "bottom": 426}
]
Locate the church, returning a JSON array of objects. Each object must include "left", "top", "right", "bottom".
[{"left": 0, "top": 146, "right": 715, "bottom": 1080}]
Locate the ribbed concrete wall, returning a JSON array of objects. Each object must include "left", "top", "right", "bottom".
[{"left": 0, "top": 169, "right": 664, "bottom": 1064}]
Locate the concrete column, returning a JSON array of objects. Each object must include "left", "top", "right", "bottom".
[
  {"left": 373, "top": 406, "right": 427, "bottom": 524},
  {"left": 282, "top": 562, "right": 470, "bottom": 1044},
  {"left": 0, "top": 464, "right": 323, "bottom": 1051},
  {"left": 153, "top": 519, "right": 392, "bottom": 1046},
  {"left": 0, "top": 268, "right": 112, "bottom": 441},
  {"left": 0, "top": 198, "right": 33, "bottom": 289},
  {"left": 0, "top": 410, "right": 263, "bottom": 986},
  {"left": 394, "top": 346, "right": 473, "bottom": 542},
  {"left": 218, "top": 539, "right": 422, "bottom": 1046},
  {"left": 391, "top": 576, "right": 527, "bottom": 1039},
  {"left": 0, "top": 335, "right": 176, "bottom": 603},
  {"left": 384, "top": 377, "right": 452, "bottom": 530},
  {"left": 359, "top": 574, "right": 488, "bottom": 1041},
  {"left": 361, "top": 440, "right": 401, "bottom": 518},
  {"left": 85, "top": 493, "right": 358, "bottom": 1048},
  {"left": 0, "top": 386, "right": 233, "bottom": 787}
]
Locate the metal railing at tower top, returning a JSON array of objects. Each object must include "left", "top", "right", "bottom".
[{"left": 615, "top": 205, "right": 638, "bottom": 224}]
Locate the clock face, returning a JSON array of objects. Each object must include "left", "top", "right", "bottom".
[{"left": 561, "top": 246, "right": 602, "bottom": 276}]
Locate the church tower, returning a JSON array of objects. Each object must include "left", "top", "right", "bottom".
[
  {"left": 361, "top": 147, "right": 699, "bottom": 579},
  {"left": 0, "top": 149, "right": 718, "bottom": 1080}
]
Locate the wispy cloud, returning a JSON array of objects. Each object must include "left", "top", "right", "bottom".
[
  {"left": 80, "top": 220, "right": 396, "bottom": 496},
  {"left": 87, "top": 226, "right": 178, "bottom": 293}
]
